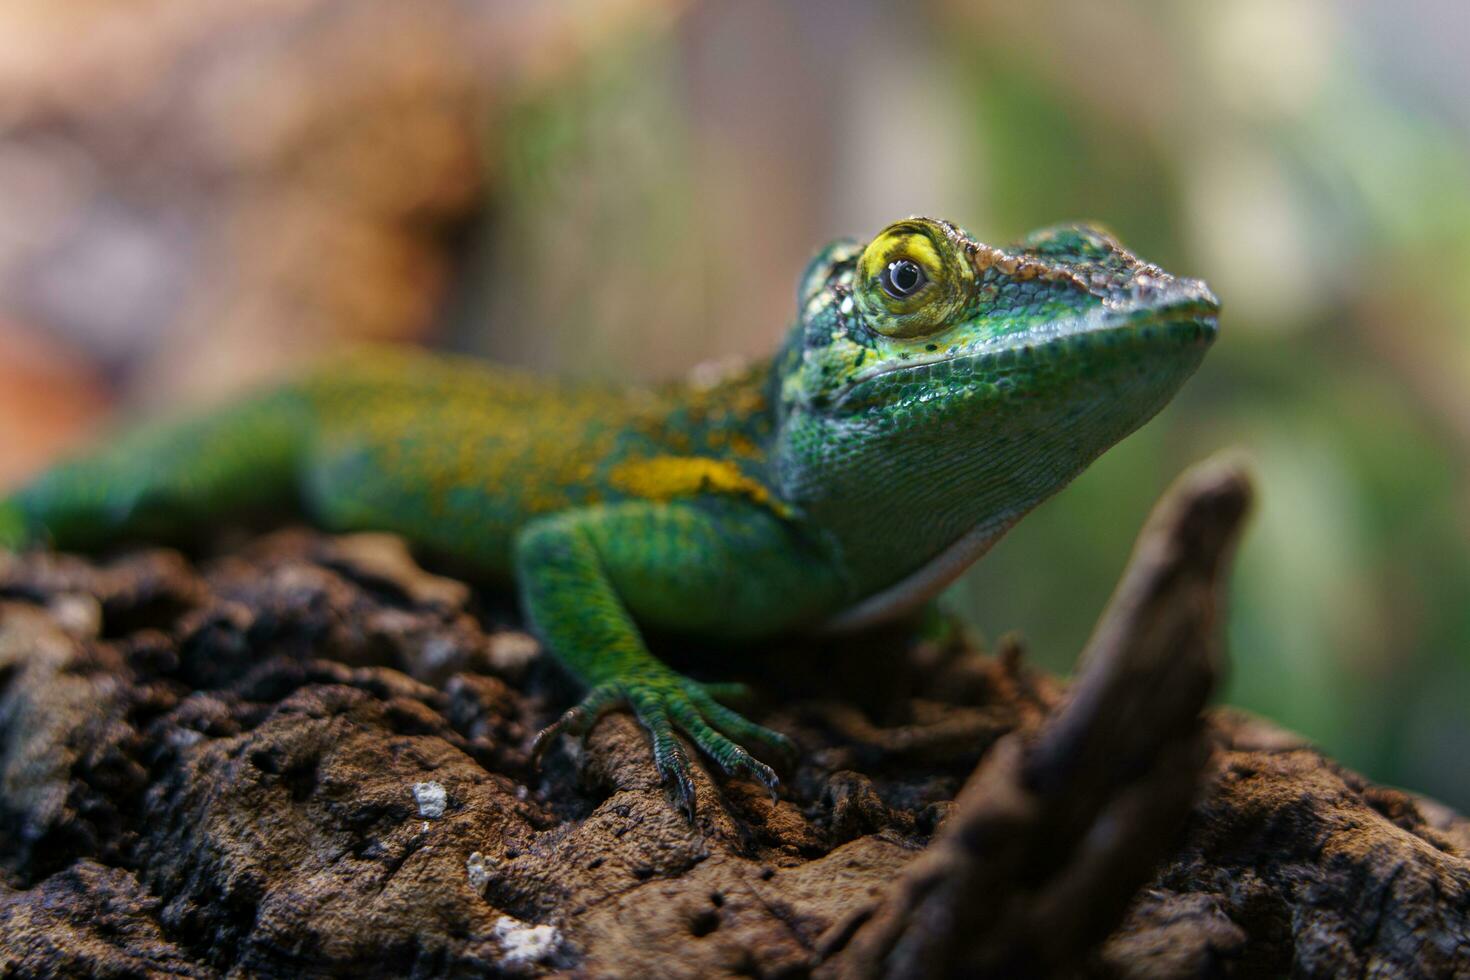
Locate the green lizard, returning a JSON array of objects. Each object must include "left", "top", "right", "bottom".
[{"left": 0, "top": 217, "right": 1217, "bottom": 817}]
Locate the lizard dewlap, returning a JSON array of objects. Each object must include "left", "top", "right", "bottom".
[{"left": 0, "top": 216, "right": 1218, "bottom": 817}]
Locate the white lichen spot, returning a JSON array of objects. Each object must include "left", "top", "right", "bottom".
[
  {"left": 466, "top": 851, "right": 495, "bottom": 895},
  {"left": 487, "top": 631, "right": 541, "bottom": 673},
  {"left": 412, "top": 780, "right": 447, "bottom": 818},
  {"left": 165, "top": 728, "right": 205, "bottom": 750},
  {"left": 491, "top": 915, "right": 563, "bottom": 969},
  {"left": 49, "top": 593, "right": 101, "bottom": 636},
  {"left": 420, "top": 636, "right": 459, "bottom": 670}
]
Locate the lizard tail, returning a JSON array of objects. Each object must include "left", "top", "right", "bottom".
[
  {"left": 0, "top": 499, "right": 27, "bottom": 552},
  {"left": 6, "top": 387, "right": 310, "bottom": 552}
]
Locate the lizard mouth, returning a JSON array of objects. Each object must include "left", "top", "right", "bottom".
[{"left": 833, "top": 282, "right": 1218, "bottom": 409}]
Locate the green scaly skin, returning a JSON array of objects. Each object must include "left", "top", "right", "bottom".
[{"left": 0, "top": 217, "right": 1218, "bottom": 818}]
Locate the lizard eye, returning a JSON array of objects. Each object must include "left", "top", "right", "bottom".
[
  {"left": 855, "top": 218, "right": 974, "bottom": 338},
  {"left": 880, "top": 260, "right": 927, "bottom": 298}
]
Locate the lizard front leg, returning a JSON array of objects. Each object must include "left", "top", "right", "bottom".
[{"left": 514, "top": 500, "right": 845, "bottom": 818}]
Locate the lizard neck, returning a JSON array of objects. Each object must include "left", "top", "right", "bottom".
[{"left": 651, "top": 358, "right": 779, "bottom": 464}]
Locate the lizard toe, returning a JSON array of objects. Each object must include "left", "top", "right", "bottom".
[
  {"left": 689, "top": 687, "right": 797, "bottom": 766},
  {"left": 732, "top": 752, "right": 780, "bottom": 802},
  {"left": 670, "top": 699, "right": 782, "bottom": 802},
  {"left": 530, "top": 683, "right": 621, "bottom": 767},
  {"left": 634, "top": 692, "right": 700, "bottom": 820},
  {"left": 697, "top": 681, "right": 756, "bottom": 705}
]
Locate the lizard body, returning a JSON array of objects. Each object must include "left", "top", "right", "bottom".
[{"left": 0, "top": 218, "right": 1218, "bottom": 815}]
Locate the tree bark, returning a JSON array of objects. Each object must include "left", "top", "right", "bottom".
[{"left": 1, "top": 456, "right": 1466, "bottom": 978}]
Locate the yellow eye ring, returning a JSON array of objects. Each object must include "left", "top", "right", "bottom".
[{"left": 855, "top": 218, "right": 972, "bottom": 338}]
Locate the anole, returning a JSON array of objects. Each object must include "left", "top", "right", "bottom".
[{"left": 0, "top": 217, "right": 1218, "bottom": 817}]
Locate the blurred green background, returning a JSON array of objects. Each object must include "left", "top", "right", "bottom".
[{"left": 2, "top": 0, "right": 1467, "bottom": 808}]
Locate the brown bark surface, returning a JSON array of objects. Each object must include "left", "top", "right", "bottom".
[{"left": 1, "top": 459, "right": 1467, "bottom": 978}]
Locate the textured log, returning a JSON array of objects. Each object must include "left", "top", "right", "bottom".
[
  {"left": 1, "top": 458, "right": 1467, "bottom": 978},
  {"left": 823, "top": 456, "right": 1250, "bottom": 980}
]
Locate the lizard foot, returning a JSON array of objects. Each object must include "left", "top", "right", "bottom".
[{"left": 532, "top": 676, "right": 793, "bottom": 820}]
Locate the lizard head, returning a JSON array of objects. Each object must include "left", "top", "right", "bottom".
[{"left": 771, "top": 216, "right": 1218, "bottom": 627}]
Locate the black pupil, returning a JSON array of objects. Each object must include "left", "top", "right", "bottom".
[{"left": 884, "top": 260, "right": 925, "bottom": 297}]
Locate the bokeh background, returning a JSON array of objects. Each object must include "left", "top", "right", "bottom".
[{"left": 2, "top": 0, "right": 1467, "bottom": 808}]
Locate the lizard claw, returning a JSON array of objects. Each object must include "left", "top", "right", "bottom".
[{"left": 529, "top": 713, "right": 573, "bottom": 770}]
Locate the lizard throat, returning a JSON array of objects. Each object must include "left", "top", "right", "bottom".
[{"left": 818, "top": 511, "right": 1023, "bottom": 632}]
